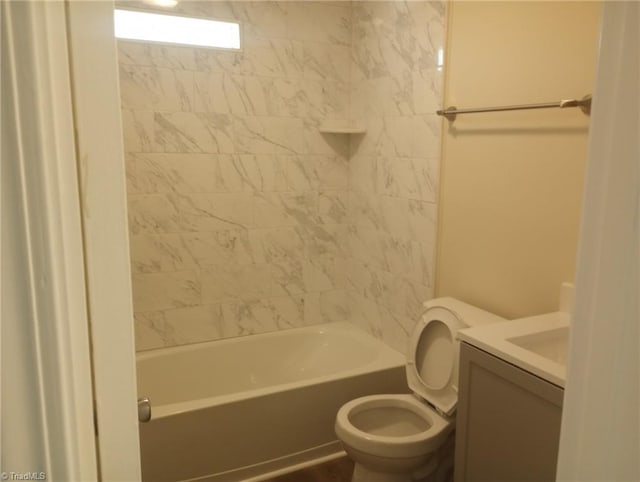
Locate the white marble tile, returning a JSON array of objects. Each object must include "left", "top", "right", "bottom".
[
  {"left": 411, "top": 115, "right": 442, "bottom": 158},
  {"left": 129, "top": 153, "right": 219, "bottom": 194},
  {"left": 153, "top": 112, "right": 235, "bottom": 153},
  {"left": 346, "top": 258, "right": 388, "bottom": 300},
  {"left": 350, "top": 290, "right": 416, "bottom": 354},
  {"left": 318, "top": 191, "right": 348, "bottom": 224},
  {"left": 381, "top": 196, "right": 438, "bottom": 242},
  {"left": 180, "top": 230, "right": 255, "bottom": 267},
  {"left": 287, "top": 2, "right": 351, "bottom": 46},
  {"left": 134, "top": 311, "right": 173, "bottom": 351},
  {"left": 201, "top": 264, "right": 272, "bottom": 302},
  {"left": 239, "top": 39, "right": 304, "bottom": 79},
  {"left": 349, "top": 292, "right": 384, "bottom": 340},
  {"left": 163, "top": 304, "right": 226, "bottom": 344},
  {"left": 131, "top": 153, "right": 284, "bottom": 194},
  {"left": 377, "top": 156, "right": 439, "bottom": 202},
  {"left": 348, "top": 190, "right": 386, "bottom": 232},
  {"left": 248, "top": 227, "right": 305, "bottom": 265},
  {"left": 235, "top": 116, "right": 303, "bottom": 155},
  {"left": 351, "top": 78, "right": 390, "bottom": 118},
  {"left": 271, "top": 259, "right": 305, "bottom": 296},
  {"left": 286, "top": 155, "right": 349, "bottom": 191},
  {"left": 220, "top": 76, "right": 305, "bottom": 117},
  {"left": 303, "top": 254, "right": 346, "bottom": 292},
  {"left": 120, "top": 0, "right": 446, "bottom": 350},
  {"left": 410, "top": 1, "right": 447, "bottom": 71},
  {"left": 253, "top": 191, "right": 319, "bottom": 228},
  {"left": 349, "top": 117, "right": 383, "bottom": 158},
  {"left": 378, "top": 232, "right": 420, "bottom": 281},
  {"left": 411, "top": 238, "right": 436, "bottom": 290},
  {"left": 118, "top": 41, "right": 196, "bottom": 70},
  {"left": 304, "top": 290, "right": 350, "bottom": 325},
  {"left": 301, "top": 223, "right": 349, "bottom": 258},
  {"left": 296, "top": 78, "right": 349, "bottom": 121},
  {"left": 377, "top": 116, "right": 414, "bottom": 158},
  {"left": 193, "top": 48, "right": 242, "bottom": 74},
  {"left": 220, "top": 299, "right": 276, "bottom": 337},
  {"left": 348, "top": 226, "right": 387, "bottom": 273},
  {"left": 221, "top": 295, "right": 305, "bottom": 336},
  {"left": 124, "top": 154, "right": 141, "bottom": 195},
  {"left": 399, "top": 275, "right": 433, "bottom": 320},
  {"left": 119, "top": 64, "right": 194, "bottom": 112},
  {"left": 129, "top": 234, "right": 198, "bottom": 273},
  {"left": 232, "top": 154, "right": 287, "bottom": 192},
  {"left": 230, "top": 1, "right": 288, "bottom": 42},
  {"left": 168, "top": 192, "right": 253, "bottom": 231},
  {"left": 413, "top": 68, "right": 444, "bottom": 114},
  {"left": 193, "top": 72, "right": 233, "bottom": 114},
  {"left": 388, "top": 70, "right": 415, "bottom": 116},
  {"left": 121, "top": 110, "right": 154, "bottom": 153},
  {"left": 132, "top": 270, "right": 200, "bottom": 312},
  {"left": 349, "top": 154, "right": 378, "bottom": 194},
  {"left": 379, "top": 307, "right": 415, "bottom": 355},
  {"left": 128, "top": 194, "right": 187, "bottom": 234},
  {"left": 302, "top": 118, "right": 350, "bottom": 158},
  {"left": 303, "top": 43, "right": 350, "bottom": 83}
]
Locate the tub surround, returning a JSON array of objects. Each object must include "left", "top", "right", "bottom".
[
  {"left": 118, "top": 1, "right": 446, "bottom": 353},
  {"left": 119, "top": 1, "right": 353, "bottom": 350}
]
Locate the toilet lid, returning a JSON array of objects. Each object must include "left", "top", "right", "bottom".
[{"left": 405, "top": 305, "right": 465, "bottom": 416}]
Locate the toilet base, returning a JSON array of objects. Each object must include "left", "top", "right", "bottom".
[
  {"left": 349, "top": 435, "right": 455, "bottom": 482},
  {"left": 352, "top": 463, "right": 413, "bottom": 482}
]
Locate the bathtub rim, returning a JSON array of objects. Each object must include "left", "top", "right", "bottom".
[{"left": 136, "top": 321, "right": 406, "bottom": 419}]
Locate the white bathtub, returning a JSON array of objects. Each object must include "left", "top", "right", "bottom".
[{"left": 137, "top": 322, "right": 407, "bottom": 482}]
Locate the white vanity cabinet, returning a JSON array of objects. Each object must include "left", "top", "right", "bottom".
[{"left": 454, "top": 342, "right": 564, "bottom": 482}]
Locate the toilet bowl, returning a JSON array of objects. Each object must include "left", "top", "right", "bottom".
[{"left": 335, "top": 298, "right": 505, "bottom": 482}]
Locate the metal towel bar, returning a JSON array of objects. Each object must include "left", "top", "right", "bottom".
[{"left": 437, "top": 94, "right": 592, "bottom": 121}]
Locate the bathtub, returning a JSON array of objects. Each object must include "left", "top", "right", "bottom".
[{"left": 137, "top": 322, "right": 407, "bottom": 482}]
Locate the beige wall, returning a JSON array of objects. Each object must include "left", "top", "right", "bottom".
[{"left": 436, "top": 2, "right": 601, "bottom": 319}]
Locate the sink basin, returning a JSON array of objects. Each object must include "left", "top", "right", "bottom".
[
  {"left": 507, "top": 326, "right": 569, "bottom": 365},
  {"left": 457, "top": 312, "right": 570, "bottom": 387}
]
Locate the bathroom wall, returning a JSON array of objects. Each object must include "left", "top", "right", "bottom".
[
  {"left": 347, "top": 2, "right": 446, "bottom": 352},
  {"left": 118, "top": 1, "right": 353, "bottom": 350},
  {"left": 436, "top": 2, "right": 601, "bottom": 318}
]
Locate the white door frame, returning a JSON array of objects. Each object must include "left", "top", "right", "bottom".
[
  {"left": 1, "top": 1, "right": 98, "bottom": 479},
  {"left": 65, "top": 1, "right": 142, "bottom": 480}
]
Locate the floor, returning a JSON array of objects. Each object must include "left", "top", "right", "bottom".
[{"left": 267, "top": 457, "right": 354, "bottom": 482}]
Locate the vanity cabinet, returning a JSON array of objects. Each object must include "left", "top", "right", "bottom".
[{"left": 454, "top": 342, "right": 564, "bottom": 482}]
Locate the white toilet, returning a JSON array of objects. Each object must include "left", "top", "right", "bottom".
[{"left": 335, "top": 298, "right": 505, "bottom": 482}]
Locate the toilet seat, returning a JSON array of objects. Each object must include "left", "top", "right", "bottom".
[
  {"left": 406, "top": 305, "right": 466, "bottom": 415},
  {"left": 335, "top": 394, "right": 451, "bottom": 459},
  {"left": 334, "top": 298, "right": 506, "bottom": 480}
]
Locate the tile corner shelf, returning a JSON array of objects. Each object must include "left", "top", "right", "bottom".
[{"left": 318, "top": 121, "right": 366, "bottom": 135}]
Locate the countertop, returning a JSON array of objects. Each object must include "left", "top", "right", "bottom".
[{"left": 457, "top": 312, "right": 570, "bottom": 388}]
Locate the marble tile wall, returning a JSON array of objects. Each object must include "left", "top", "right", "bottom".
[
  {"left": 119, "top": 1, "right": 446, "bottom": 353},
  {"left": 118, "top": 1, "right": 352, "bottom": 350},
  {"left": 347, "top": 1, "right": 446, "bottom": 353}
]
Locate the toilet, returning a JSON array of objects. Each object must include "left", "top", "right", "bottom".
[{"left": 335, "top": 298, "right": 505, "bottom": 482}]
